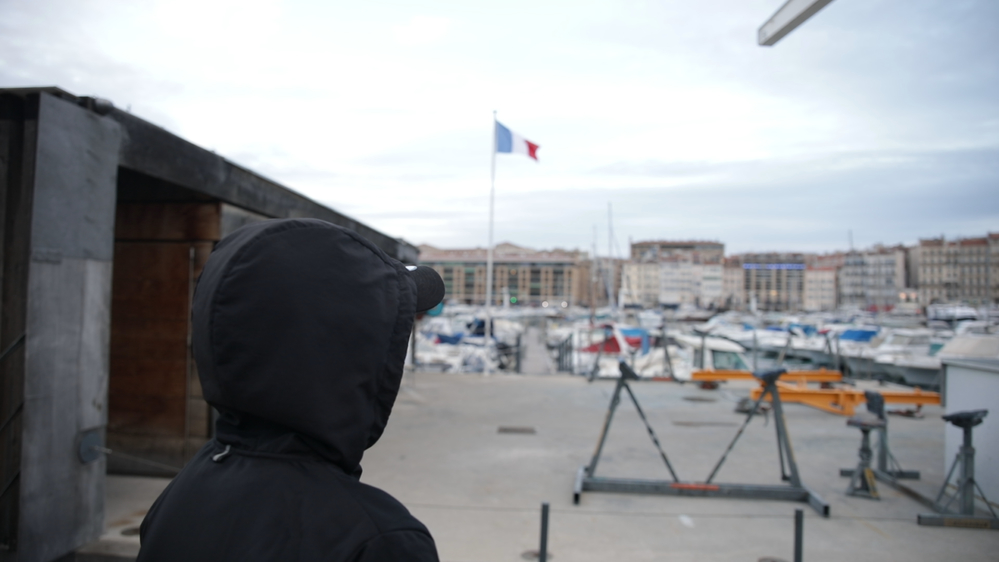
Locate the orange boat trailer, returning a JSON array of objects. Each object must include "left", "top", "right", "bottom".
[{"left": 691, "top": 369, "right": 940, "bottom": 416}]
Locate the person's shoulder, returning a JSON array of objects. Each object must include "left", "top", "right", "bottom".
[
  {"left": 349, "top": 528, "right": 439, "bottom": 562},
  {"left": 336, "top": 476, "right": 430, "bottom": 536},
  {"left": 335, "top": 478, "right": 439, "bottom": 561}
]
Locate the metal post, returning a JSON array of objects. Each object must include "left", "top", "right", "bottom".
[
  {"left": 771, "top": 384, "right": 803, "bottom": 488},
  {"left": 933, "top": 448, "right": 963, "bottom": 509},
  {"left": 960, "top": 426, "right": 975, "bottom": 515},
  {"left": 514, "top": 334, "right": 524, "bottom": 373},
  {"left": 834, "top": 333, "right": 842, "bottom": 376},
  {"left": 485, "top": 111, "right": 497, "bottom": 376},
  {"left": 590, "top": 325, "right": 606, "bottom": 381},
  {"left": 876, "top": 427, "right": 888, "bottom": 473},
  {"left": 539, "top": 502, "right": 550, "bottom": 562},
  {"left": 777, "top": 332, "right": 792, "bottom": 367},
  {"left": 753, "top": 329, "right": 758, "bottom": 372},
  {"left": 586, "top": 375, "right": 626, "bottom": 476},
  {"left": 621, "top": 376, "right": 680, "bottom": 482},
  {"left": 777, "top": 420, "right": 789, "bottom": 482},
  {"left": 794, "top": 509, "right": 803, "bottom": 562},
  {"left": 662, "top": 322, "right": 674, "bottom": 378},
  {"left": 823, "top": 333, "right": 833, "bottom": 368},
  {"left": 706, "top": 384, "right": 771, "bottom": 483},
  {"left": 700, "top": 333, "right": 707, "bottom": 369},
  {"left": 606, "top": 202, "right": 615, "bottom": 310}
]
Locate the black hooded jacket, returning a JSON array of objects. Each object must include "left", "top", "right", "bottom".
[{"left": 137, "top": 219, "right": 439, "bottom": 561}]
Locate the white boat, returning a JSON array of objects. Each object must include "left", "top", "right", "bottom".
[
  {"left": 879, "top": 333, "right": 999, "bottom": 389},
  {"left": 836, "top": 327, "right": 883, "bottom": 378},
  {"left": 881, "top": 355, "right": 942, "bottom": 389},
  {"left": 572, "top": 325, "right": 751, "bottom": 381},
  {"left": 866, "top": 329, "right": 934, "bottom": 382},
  {"left": 927, "top": 304, "right": 979, "bottom": 324},
  {"left": 953, "top": 320, "right": 997, "bottom": 335},
  {"left": 412, "top": 313, "right": 525, "bottom": 373}
]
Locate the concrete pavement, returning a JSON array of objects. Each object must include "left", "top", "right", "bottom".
[
  {"left": 93, "top": 368, "right": 999, "bottom": 561},
  {"left": 365, "top": 371, "right": 998, "bottom": 561}
]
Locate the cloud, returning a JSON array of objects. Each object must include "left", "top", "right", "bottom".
[
  {"left": 392, "top": 16, "right": 451, "bottom": 46},
  {"left": 2, "top": 0, "right": 997, "bottom": 256},
  {"left": 360, "top": 146, "right": 999, "bottom": 253}
]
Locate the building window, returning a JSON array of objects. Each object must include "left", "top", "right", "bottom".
[{"left": 553, "top": 269, "right": 565, "bottom": 297}]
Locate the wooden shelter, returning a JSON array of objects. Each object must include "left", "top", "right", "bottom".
[{"left": 0, "top": 87, "right": 418, "bottom": 562}]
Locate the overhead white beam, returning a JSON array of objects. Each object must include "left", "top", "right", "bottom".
[{"left": 758, "top": 0, "right": 836, "bottom": 46}]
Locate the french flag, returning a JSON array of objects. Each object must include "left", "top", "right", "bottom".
[{"left": 495, "top": 121, "right": 539, "bottom": 161}]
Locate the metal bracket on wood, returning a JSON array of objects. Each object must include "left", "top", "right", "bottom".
[{"left": 573, "top": 362, "right": 829, "bottom": 516}]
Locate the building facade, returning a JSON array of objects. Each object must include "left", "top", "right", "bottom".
[
  {"left": 731, "top": 253, "right": 808, "bottom": 311},
  {"left": 621, "top": 262, "right": 661, "bottom": 308},
  {"left": 722, "top": 258, "right": 745, "bottom": 310},
  {"left": 838, "top": 246, "right": 908, "bottom": 310},
  {"left": 658, "top": 260, "right": 696, "bottom": 306},
  {"left": 804, "top": 268, "right": 838, "bottom": 311},
  {"left": 419, "top": 243, "right": 586, "bottom": 307},
  {"left": 918, "top": 234, "right": 999, "bottom": 306},
  {"left": 624, "top": 240, "right": 724, "bottom": 308},
  {"left": 631, "top": 240, "right": 724, "bottom": 265},
  {"left": 695, "top": 263, "right": 724, "bottom": 307}
]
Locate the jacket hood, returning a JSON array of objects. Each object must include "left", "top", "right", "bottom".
[{"left": 192, "top": 219, "right": 417, "bottom": 473}]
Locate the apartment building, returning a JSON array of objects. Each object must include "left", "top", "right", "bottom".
[
  {"left": 722, "top": 258, "right": 746, "bottom": 310},
  {"left": 804, "top": 267, "right": 838, "bottom": 311},
  {"left": 418, "top": 243, "right": 586, "bottom": 307},
  {"left": 918, "top": 234, "right": 999, "bottom": 306},
  {"left": 631, "top": 240, "right": 724, "bottom": 265},
  {"left": 621, "top": 262, "right": 661, "bottom": 308},
  {"left": 623, "top": 240, "right": 725, "bottom": 308},
  {"left": 838, "top": 246, "right": 908, "bottom": 310},
  {"left": 730, "top": 253, "right": 809, "bottom": 311}
]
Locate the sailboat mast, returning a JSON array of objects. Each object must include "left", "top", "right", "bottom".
[{"left": 606, "top": 203, "right": 615, "bottom": 310}]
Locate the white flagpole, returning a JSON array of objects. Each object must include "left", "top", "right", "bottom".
[{"left": 485, "top": 111, "right": 496, "bottom": 376}]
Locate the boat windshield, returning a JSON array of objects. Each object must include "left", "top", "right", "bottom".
[{"left": 713, "top": 350, "right": 748, "bottom": 371}]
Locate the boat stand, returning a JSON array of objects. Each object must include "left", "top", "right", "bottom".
[
  {"left": 840, "top": 391, "right": 921, "bottom": 491},
  {"left": 918, "top": 410, "right": 999, "bottom": 530},
  {"left": 573, "top": 363, "right": 830, "bottom": 516},
  {"left": 843, "top": 414, "right": 883, "bottom": 499}
]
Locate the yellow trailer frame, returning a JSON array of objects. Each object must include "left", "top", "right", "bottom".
[{"left": 690, "top": 369, "right": 940, "bottom": 416}]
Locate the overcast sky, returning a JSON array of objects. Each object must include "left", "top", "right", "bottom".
[{"left": 2, "top": 0, "right": 997, "bottom": 256}]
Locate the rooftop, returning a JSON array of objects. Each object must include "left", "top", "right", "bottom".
[
  {"left": 419, "top": 243, "right": 586, "bottom": 264},
  {"left": 632, "top": 240, "right": 724, "bottom": 247}
]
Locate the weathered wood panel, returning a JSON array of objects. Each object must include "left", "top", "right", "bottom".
[
  {"left": 115, "top": 202, "right": 220, "bottom": 241},
  {"left": 108, "top": 243, "right": 189, "bottom": 438},
  {"left": 108, "top": 195, "right": 219, "bottom": 473}
]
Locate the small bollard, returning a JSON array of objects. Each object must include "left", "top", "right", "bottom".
[
  {"left": 794, "top": 509, "right": 803, "bottom": 562},
  {"left": 539, "top": 502, "right": 550, "bottom": 562}
]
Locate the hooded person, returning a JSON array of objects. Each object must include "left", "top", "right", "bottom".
[{"left": 136, "top": 218, "right": 445, "bottom": 561}]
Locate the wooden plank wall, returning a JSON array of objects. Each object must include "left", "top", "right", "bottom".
[{"left": 107, "top": 202, "right": 218, "bottom": 474}]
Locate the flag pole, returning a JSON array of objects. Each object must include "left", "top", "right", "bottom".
[{"left": 485, "top": 110, "right": 496, "bottom": 376}]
